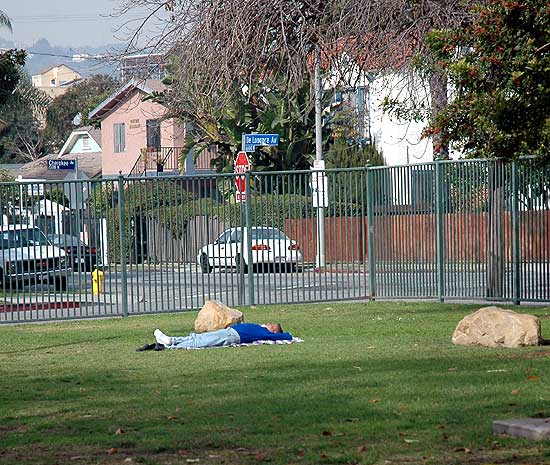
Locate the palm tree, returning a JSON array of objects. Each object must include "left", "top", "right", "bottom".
[{"left": 0, "top": 10, "right": 12, "bottom": 32}]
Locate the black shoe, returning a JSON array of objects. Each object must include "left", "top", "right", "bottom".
[
  {"left": 153, "top": 343, "right": 166, "bottom": 351},
  {"left": 136, "top": 342, "right": 157, "bottom": 352}
]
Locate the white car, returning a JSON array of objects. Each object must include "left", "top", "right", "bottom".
[
  {"left": 197, "top": 227, "right": 303, "bottom": 273},
  {"left": 0, "top": 225, "right": 71, "bottom": 290}
]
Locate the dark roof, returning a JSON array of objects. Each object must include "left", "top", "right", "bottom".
[
  {"left": 58, "top": 77, "right": 84, "bottom": 87},
  {"left": 88, "top": 78, "right": 166, "bottom": 120},
  {"left": 83, "top": 126, "right": 102, "bottom": 147},
  {"left": 35, "top": 63, "right": 81, "bottom": 77},
  {"left": 0, "top": 163, "right": 24, "bottom": 170},
  {"left": 72, "top": 126, "right": 102, "bottom": 147},
  {"left": 16, "top": 153, "right": 102, "bottom": 181}
]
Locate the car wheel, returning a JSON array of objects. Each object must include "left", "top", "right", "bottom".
[
  {"left": 235, "top": 254, "right": 248, "bottom": 274},
  {"left": 54, "top": 276, "right": 67, "bottom": 291},
  {"left": 200, "top": 253, "right": 212, "bottom": 273}
]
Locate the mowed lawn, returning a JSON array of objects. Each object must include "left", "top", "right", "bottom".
[{"left": 0, "top": 301, "right": 549, "bottom": 465}]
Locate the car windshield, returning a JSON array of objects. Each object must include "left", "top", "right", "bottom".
[
  {"left": 250, "top": 228, "right": 288, "bottom": 240},
  {"left": 1, "top": 228, "right": 51, "bottom": 248},
  {"left": 49, "top": 235, "right": 84, "bottom": 246}
]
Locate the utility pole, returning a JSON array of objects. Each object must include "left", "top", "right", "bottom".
[{"left": 314, "top": 47, "right": 326, "bottom": 268}]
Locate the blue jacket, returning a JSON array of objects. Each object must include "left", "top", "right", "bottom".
[{"left": 230, "top": 323, "right": 293, "bottom": 343}]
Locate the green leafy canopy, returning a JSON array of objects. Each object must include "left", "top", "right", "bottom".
[{"left": 425, "top": 0, "right": 550, "bottom": 161}]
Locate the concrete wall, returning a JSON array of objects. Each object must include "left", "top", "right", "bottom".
[{"left": 368, "top": 74, "right": 433, "bottom": 166}]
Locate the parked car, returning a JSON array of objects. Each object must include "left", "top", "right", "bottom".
[
  {"left": 0, "top": 225, "right": 70, "bottom": 290},
  {"left": 47, "top": 234, "right": 97, "bottom": 272},
  {"left": 197, "top": 227, "right": 303, "bottom": 273}
]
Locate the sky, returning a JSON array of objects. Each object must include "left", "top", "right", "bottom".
[{"left": 0, "top": 0, "right": 151, "bottom": 49}]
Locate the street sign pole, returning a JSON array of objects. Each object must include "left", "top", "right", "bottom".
[
  {"left": 234, "top": 150, "right": 251, "bottom": 303},
  {"left": 314, "top": 47, "right": 326, "bottom": 269}
]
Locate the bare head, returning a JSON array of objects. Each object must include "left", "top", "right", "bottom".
[{"left": 265, "top": 323, "right": 283, "bottom": 333}]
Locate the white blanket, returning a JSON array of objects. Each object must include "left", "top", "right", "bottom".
[{"left": 189, "top": 337, "right": 304, "bottom": 350}]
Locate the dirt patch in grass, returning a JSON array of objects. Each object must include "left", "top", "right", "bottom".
[
  {"left": 390, "top": 447, "right": 549, "bottom": 465},
  {"left": 499, "top": 349, "right": 550, "bottom": 359},
  {"left": 2, "top": 444, "right": 548, "bottom": 465},
  {"left": 0, "top": 445, "right": 287, "bottom": 465}
]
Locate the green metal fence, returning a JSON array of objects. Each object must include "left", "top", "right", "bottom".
[{"left": 0, "top": 158, "right": 548, "bottom": 323}]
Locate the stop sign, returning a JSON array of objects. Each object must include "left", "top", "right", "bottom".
[{"left": 234, "top": 151, "right": 250, "bottom": 201}]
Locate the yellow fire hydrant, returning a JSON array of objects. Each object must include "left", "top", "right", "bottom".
[{"left": 92, "top": 268, "right": 104, "bottom": 295}]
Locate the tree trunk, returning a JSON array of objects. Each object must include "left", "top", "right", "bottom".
[{"left": 429, "top": 69, "right": 449, "bottom": 160}]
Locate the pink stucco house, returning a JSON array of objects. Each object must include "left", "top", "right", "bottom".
[{"left": 89, "top": 78, "right": 213, "bottom": 177}]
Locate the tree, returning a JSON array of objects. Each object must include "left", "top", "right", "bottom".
[
  {"left": 0, "top": 49, "right": 26, "bottom": 107},
  {"left": 43, "top": 74, "right": 119, "bottom": 153},
  {"left": 120, "top": 0, "right": 469, "bottom": 160},
  {"left": 425, "top": 0, "right": 550, "bottom": 161},
  {"left": 162, "top": 75, "right": 323, "bottom": 173},
  {"left": 0, "top": 10, "right": 12, "bottom": 32},
  {"left": 0, "top": 54, "right": 49, "bottom": 162},
  {"left": 0, "top": 69, "right": 53, "bottom": 162},
  {"left": 326, "top": 140, "right": 385, "bottom": 169},
  {"left": 0, "top": 92, "right": 45, "bottom": 162}
]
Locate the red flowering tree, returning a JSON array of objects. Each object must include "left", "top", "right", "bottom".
[{"left": 425, "top": 0, "right": 550, "bottom": 161}]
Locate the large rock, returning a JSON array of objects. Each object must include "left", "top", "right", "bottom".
[
  {"left": 194, "top": 300, "right": 244, "bottom": 333},
  {"left": 452, "top": 306, "right": 541, "bottom": 348}
]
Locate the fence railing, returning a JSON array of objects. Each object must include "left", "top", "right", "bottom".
[
  {"left": 1, "top": 158, "right": 548, "bottom": 323},
  {"left": 129, "top": 146, "right": 217, "bottom": 177}
]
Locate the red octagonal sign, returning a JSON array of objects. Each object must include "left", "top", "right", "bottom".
[{"left": 234, "top": 151, "right": 250, "bottom": 202}]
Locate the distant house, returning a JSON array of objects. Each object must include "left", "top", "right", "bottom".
[
  {"left": 16, "top": 127, "right": 103, "bottom": 182},
  {"left": 15, "top": 153, "right": 102, "bottom": 183},
  {"left": 31, "top": 64, "right": 83, "bottom": 98},
  {"left": 320, "top": 38, "right": 442, "bottom": 166},
  {"left": 59, "top": 126, "right": 102, "bottom": 156},
  {"left": 88, "top": 78, "right": 215, "bottom": 177},
  {"left": 329, "top": 74, "right": 433, "bottom": 166}
]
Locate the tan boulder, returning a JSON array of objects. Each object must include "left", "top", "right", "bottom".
[
  {"left": 194, "top": 300, "right": 244, "bottom": 333},
  {"left": 452, "top": 306, "right": 541, "bottom": 348}
]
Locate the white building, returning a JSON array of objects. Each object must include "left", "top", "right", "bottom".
[{"left": 323, "top": 50, "right": 445, "bottom": 166}]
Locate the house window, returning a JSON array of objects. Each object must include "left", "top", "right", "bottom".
[
  {"left": 82, "top": 135, "right": 91, "bottom": 151},
  {"left": 114, "top": 123, "right": 126, "bottom": 152},
  {"left": 146, "top": 119, "right": 161, "bottom": 149}
]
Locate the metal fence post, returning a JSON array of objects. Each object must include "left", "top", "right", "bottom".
[
  {"left": 245, "top": 171, "right": 254, "bottom": 306},
  {"left": 118, "top": 175, "right": 129, "bottom": 317},
  {"left": 435, "top": 161, "right": 445, "bottom": 302},
  {"left": 366, "top": 168, "right": 376, "bottom": 300},
  {"left": 512, "top": 161, "right": 521, "bottom": 305}
]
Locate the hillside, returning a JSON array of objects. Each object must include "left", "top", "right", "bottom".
[{"left": 0, "top": 37, "right": 120, "bottom": 77}]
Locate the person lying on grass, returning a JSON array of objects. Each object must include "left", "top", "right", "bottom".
[{"left": 142, "top": 323, "right": 293, "bottom": 351}]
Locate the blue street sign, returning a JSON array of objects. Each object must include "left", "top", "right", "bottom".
[
  {"left": 48, "top": 159, "right": 76, "bottom": 170},
  {"left": 244, "top": 144, "right": 256, "bottom": 152},
  {"left": 244, "top": 134, "right": 279, "bottom": 146}
]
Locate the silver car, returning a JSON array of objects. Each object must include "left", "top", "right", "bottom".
[{"left": 0, "top": 225, "right": 71, "bottom": 290}]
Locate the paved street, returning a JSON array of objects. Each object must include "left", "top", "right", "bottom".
[{"left": 1, "top": 263, "right": 548, "bottom": 323}]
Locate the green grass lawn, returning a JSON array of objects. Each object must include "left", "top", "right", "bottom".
[{"left": 0, "top": 301, "right": 549, "bottom": 465}]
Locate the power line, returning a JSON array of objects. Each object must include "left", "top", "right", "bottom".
[{"left": 11, "top": 13, "right": 151, "bottom": 24}]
